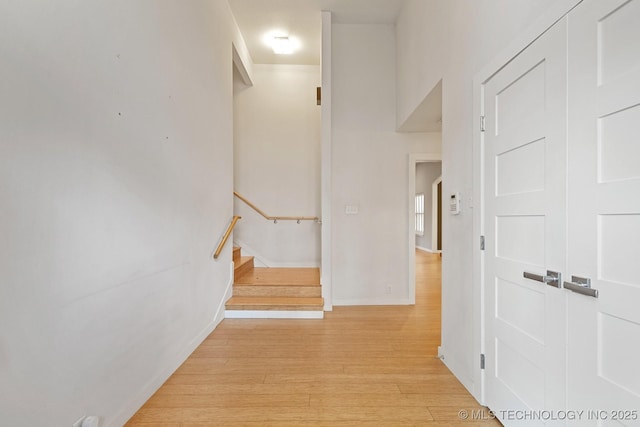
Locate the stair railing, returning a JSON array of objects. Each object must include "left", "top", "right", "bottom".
[
  {"left": 213, "top": 215, "right": 241, "bottom": 259},
  {"left": 233, "top": 191, "right": 319, "bottom": 224}
]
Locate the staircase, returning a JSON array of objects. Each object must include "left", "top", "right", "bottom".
[{"left": 225, "top": 246, "right": 324, "bottom": 319}]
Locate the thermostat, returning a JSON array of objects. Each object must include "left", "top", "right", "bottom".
[{"left": 450, "top": 192, "right": 461, "bottom": 215}]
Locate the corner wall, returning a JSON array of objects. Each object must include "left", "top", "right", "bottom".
[
  {"left": 0, "top": 1, "right": 246, "bottom": 425},
  {"left": 331, "top": 23, "right": 441, "bottom": 305},
  {"left": 233, "top": 64, "right": 321, "bottom": 266}
]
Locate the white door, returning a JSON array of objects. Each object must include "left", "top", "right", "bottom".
[
  {"left": 482, "top": 19, "right": 568, "bottom": 425},
  {"left": 567, "top": 0, "right": 640, "bottom": 424}
]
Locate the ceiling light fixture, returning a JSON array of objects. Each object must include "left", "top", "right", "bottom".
[{"left": 271, "top": 36, "right": 294, "bottom": 55}]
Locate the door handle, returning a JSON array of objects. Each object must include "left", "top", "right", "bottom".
[
  {"left": 523, "top": 270, "right": 562, "bottom": 288},
  {"left": 564, "top": 275, "right": 598, "bottom": 298}
]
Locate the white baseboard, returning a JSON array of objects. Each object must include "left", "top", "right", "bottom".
[
  {"left": 225, "top": 310, "right": 324, "bottom": 319},
  {"left": 110, "top": 315, "right": 223, "bottom": 427},
  {"left": 233, "top": 237, "right": 320, "bottom": 268},
  {"left": 332, "top": 297, "right": 413, "bottom": 306},
  {"left": 441, "top": 349, "right": 480, "bottom": 404},
  {"left": 416, "top": 245, "right": 440, "bottom": 253},
  {"left": 110, "top": 263, "right": 234, "bottom": 427},
  {"left": 217, "top": 262, "right": 235, "bottom": 322}
]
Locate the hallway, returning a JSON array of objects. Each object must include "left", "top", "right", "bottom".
[{"left": 126, "top": 251, "right": 499, "bottom": 426}]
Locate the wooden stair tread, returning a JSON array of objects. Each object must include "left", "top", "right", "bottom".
[
  {"left": 236, "top": 256, "right": 254, "bottom": 267},
  {"left": 228, "top": 249, "right": 323, "bottom": 316},
  {"left": 235, "top": 267, "right": 319, "bottom": 286},
  {"left": 225, "top": 296, "right": 324, "bottom": 311},
  {"left": 234, "top": 256, "right": 254, "bottom": 278}
]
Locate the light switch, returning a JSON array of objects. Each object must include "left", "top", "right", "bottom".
[{"left": 345, "top": 205, "right": 359, "bottom": 215}]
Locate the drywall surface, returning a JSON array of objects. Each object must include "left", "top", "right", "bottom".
[
  {"left": 0, "top": 1, "right": 245, "bottom": 425},
  {"left": 331, "top": 23, "right": 441, "bottom": 305},
  {"left": 233, "top": 64, "right": 321, "bottom": 266}
]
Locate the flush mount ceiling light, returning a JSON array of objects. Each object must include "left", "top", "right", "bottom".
[
  {"left": 271, "top": 36, "right": 294, "bottom": 54},
  {"left": 262, "top": 31, "right": 302, "bottom": 55}
]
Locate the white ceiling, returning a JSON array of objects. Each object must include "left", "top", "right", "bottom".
[
  {"left": 228, "top": 0, "right": 407, "bottom": 65},
  {"left": 228, "top": 0, "right": 441, "bottom": 133}
]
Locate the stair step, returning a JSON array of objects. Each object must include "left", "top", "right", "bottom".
[
  {"left": 233, "top": 285, "right": 321, "bottom": 298},
  {"left": 225, "top": 296, "right": 324, "bottom": 311},
  {"left": 235, "top": 267, "right": 319, "bottom": 285},
  {"left": 234, "top": 267, "right": 320, "bottom": 297},
  {"left": 232, "top": 246, "right": 241, "bottom": 264},
  {"left": 227, "top": 265, "right": 323, "bottom": 318},
  {"left": 234, "top": 256, "right": 254, "bottom": 278}
]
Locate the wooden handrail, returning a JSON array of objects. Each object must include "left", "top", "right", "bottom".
[
  {"left": 233, "top": 191, "right": 319, "bottom": 222},
  {"left": 213, "top": 215, "right": 241, "bottom": 259}
]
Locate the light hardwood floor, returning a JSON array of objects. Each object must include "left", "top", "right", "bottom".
[{"left": 125, "top": 251, "right": 501, "bottom": 426}]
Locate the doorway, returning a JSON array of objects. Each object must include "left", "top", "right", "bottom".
[
  {"left": 432, "top": 176, "right": 442, "bottom": 253},
  {"left": 474, "top": 0, "right": 640, "bottom": 420},
  {"left": 408, "top": 154, "right": 442, "bottom": 304},
  {"left": 415, "top": 163, "right": 442, "bottom": 253}
]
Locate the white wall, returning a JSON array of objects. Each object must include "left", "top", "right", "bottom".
[
  {"left": 233, "top": 64, "right": 321, "bottom": 266},
  {"left": 331, "top": 23, "right": 441, "bottom": 305},
  {"left": 415, "top": 162, "right": 442, "bottom": 251},
  {"left": 396, "top": 0, "right": 571, "bottom": 397},
  {"left": 0, "top": 1, "right": 247, "bottom": 426},
  {"left": 396, "top": 0, "right": 446, "bottom": 128}
]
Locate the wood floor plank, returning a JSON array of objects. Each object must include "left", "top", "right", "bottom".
[
  {"left": 124, "top": 424, "right": 180, "bottom": 427},
  {"left": 130, "top": 406, "right": 435, "bottom": 423},
  {"left": 152, "top": 382, "right": 400, "bottom": 396},
  {"left": 143, "top": 393, "right": 310, "bottom": 408},
  {"left": 181, "top": 423, "right": 416, "bottom": 427},
  {"left": 428, "top": 406, "right": 502, "bottom": 422},
  {"left": 309, "top": 393, "right": 465, "bottom": 407},
  {"left": 164, "top": 373, "right": 266, "bottom": 385},
  {"left": 126, "top": 252, "right": 499, "bottom": 426}
]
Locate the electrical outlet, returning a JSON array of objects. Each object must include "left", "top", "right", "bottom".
[
  {"left": 82, "top": 416, "right": 100, "bottom": 427},
  {"left": 385, "top": 285, "right": 392, "bottom": 294},
  {"left": 73, "top": 417, "right": 85, "bottom": 427}
]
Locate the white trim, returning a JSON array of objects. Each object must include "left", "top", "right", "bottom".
[
  {"left": 431, "top": 175, "right": 442, "bottom": 253},
  {"left": 415, "top": 192, "right": 425, "bottom": 236},
  {"left": 109, "top": 263, "right": 234, "bottom": 427},
  {"left": 232, "top": 237, "right": 320, "bottom": 268},
  {"left": 320, "top": 11, "right": 333, "bottom": 312},
  {"left": 333, "top": 297, "right": 413, "bottom": 306},
  {"left": 471, "top": 0, "right": 583, "bottom": 406},
  {"left": 408, "top": 153, "right": 442, "bottom": 306},
  {"left": 220, "top": 261, "right": 236, "bottom": 320},
  {"left": 225, "top": 310, "right": 324, "bottom": 319},
  {"left": 416, "top": 245, "right": 440, "bottom": 254},
  {"left": 232, "top": 44, "right": 253, "bottom": 87}
]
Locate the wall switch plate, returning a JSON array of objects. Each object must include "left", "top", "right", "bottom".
[{"left": 345, "top": 205, "right": 359, "bottom": 215}]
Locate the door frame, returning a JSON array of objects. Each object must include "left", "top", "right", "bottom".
[
  {"left": 471, "top": 0, "right": 584, "bottom": 405},
  {"left": 431, "top": 176, "right": 442, "bottom": 253},
  {"left": 408, "top": 153, "right": 442, "bottom": 304}
]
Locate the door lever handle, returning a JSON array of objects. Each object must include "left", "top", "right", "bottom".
[
  {"left": 523, "top": 270, "right": 562, "bottom": 288},
  {"left": 564, "top": 275, "right": 598, "bottom": 298}
]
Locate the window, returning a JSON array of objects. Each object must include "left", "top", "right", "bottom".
[{"left": 415, "top": 193, "right": 425, "bottom": 236}]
